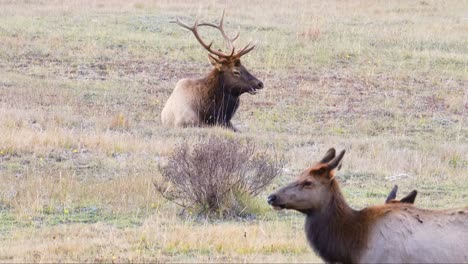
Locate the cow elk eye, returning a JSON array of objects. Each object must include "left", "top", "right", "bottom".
[{"left": 303, "top": 181, "right": 313, "bottom": 187}]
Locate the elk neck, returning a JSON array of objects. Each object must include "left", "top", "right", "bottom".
[
  {"left": 204, "top": 69, "right": 241, "bottom": 98},
  {"left": 200, "top": 69, "right": 240, "bottom": 124},
  {"left": 303, "top": 180, "right": 369, "bottom": 264}
]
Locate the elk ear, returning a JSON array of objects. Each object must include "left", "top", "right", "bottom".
[
  {"left": 310, "top": 166, "right": 327, "bottom": 176},
  {"left": 320, "top": 148, "right": 336, "bottom": 164},
  {"left": 385, "top": 185, "right": 398, "bottom": 203},
  {"left": 327, "top": 149, "right": 345, "bottom": 171},
  {"left": 208, "top": 54, "right": 223, "bottom": 71},
  {"left": 400, "top": 190, "right": 417, "bottom": 204}
]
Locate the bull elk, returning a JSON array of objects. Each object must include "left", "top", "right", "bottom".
[
  {"left": 268, "top": 148, "right": 468, "bottom": 263},
  {"left": 161, "top": 11, "right": 263, "bottom": 131}
]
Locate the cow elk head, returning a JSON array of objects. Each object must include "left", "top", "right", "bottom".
[{"left": 268, "top": 148, "right": 346, "bottom": 211}]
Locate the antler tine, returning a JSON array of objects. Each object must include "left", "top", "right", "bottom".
[
  {"left": 198, "top": 10, "right": 239, "bottom": 51},
  {"left": 231, "top": 32, "right": 240, "bottom": 42},
  {"left": 234, "top": 42, "right": 256, "bottom": 58},
  {"left": 171, "top": 17, "right": 193, "bottom": 31},
  {"left": 229, "top": 47, "right": 235, "bottom": 57},
  {"left": 172, "top": 16, "right": 231, "bottom": 58}
]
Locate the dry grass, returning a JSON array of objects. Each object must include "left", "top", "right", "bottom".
[
  {"left": 0, "top": 0, "right": 467, "bottom": 262},
  {"left": 0, "top": 212, "right": 318, "bottom": 263}
]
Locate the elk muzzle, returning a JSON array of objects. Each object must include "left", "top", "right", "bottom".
[
  {"left": 246, "top": 77, "right": 264, "bottom": 95},
  {"left": 267, "top": 194, "right": 286, "bottom": 210}
]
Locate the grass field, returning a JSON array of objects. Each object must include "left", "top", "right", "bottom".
[{"left": 0, "top": 0, "right": 467, "bottom": 262}]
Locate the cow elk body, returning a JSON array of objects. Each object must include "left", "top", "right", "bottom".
[
  {"left": 161, "top": 11, "right": 263, "bottom": 131},
  {"left": 268, "top": 148, "right": 468, "bottom": 263}
]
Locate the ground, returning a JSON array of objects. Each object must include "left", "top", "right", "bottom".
[{"left": 0, "top": 0, "right": 467, "bottom": 262}]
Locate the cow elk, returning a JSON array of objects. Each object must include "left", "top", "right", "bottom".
[
  {"left": 268, "top": 148, "right": 468, "bottom": 263},
  {"left": 161, "top": 11, "right": 263, "bottom": 131}
]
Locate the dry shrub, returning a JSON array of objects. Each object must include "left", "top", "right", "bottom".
[{"left": 155, "top": 136, "right": 284, "bottom": 218}]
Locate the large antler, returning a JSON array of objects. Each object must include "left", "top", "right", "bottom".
[
  {"left": 198, "top": 10, "right": 239, "bottom": 51},
  {"left": 172, "top": 17, "right": 233, "bottom": 58},
  {"left": 172, "top": 11, "right": 255, "bottom": 60}
]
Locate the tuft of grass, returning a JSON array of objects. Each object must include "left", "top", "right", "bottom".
[{"left": 110, "top": 113, "right": 130, "bottom": 131}]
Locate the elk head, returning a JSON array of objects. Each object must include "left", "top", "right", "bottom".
[
  {"left": 173, "top": 11, "right": 263, "bottom": 96},
  {"left": 268, "top": 148, "right": 346, "bottom": 212}
]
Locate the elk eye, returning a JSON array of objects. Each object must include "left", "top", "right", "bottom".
[
  {"left": 233, "top": 71, "right": 241, "bottom": 76},
  {"left": 303, "top": 181, "right": 313, "bottom": 187}
]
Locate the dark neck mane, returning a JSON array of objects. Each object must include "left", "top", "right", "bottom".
[
  {"left": 199, "top": 70, "right": 240, "bottom": 125},
  {"left": 203, "top": 69, "right": 239, "bottom": 96},
  {"left": 203, "top": 70, "right": 222, "bottom": 96},
  {"left": 304, "top": 180, "right": 369, "bottom": 264}
]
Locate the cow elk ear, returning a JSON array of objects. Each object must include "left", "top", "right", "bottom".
[
  {"left": 327, "top": 149, "right": 345, "bottom": 172},
  {"left": 385, "top": 185, "right": 399, "bottom": 203},
  {"left": 208, "top": 55, "right": 223, "bottom": 71},
  {"left": 400, "top": 190, "right": 418, "bottom": 204},
  {"left": 320, "top": 148, "right": 336, "bottom": 164},
  {"left": 309, "top": 166, "right": 327, "bottom": 176}
]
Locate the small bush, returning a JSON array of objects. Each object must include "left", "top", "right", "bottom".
[{"left": 155, "top": 136, "right": 284, "bottom": 218}]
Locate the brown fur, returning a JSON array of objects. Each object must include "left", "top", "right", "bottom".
[
  {"left": 161, "top": 12, "right": 263, "bottom": 131},
  {"left": 302, "top": 175, "right": 397, "bottom": 263},
  {"left": 268, "top": 148, "right": 468, "bottom": 263}
]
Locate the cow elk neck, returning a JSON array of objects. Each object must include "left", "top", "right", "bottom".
[{"left": 303, "top": 179, "right": 371, "bottom": 263}]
